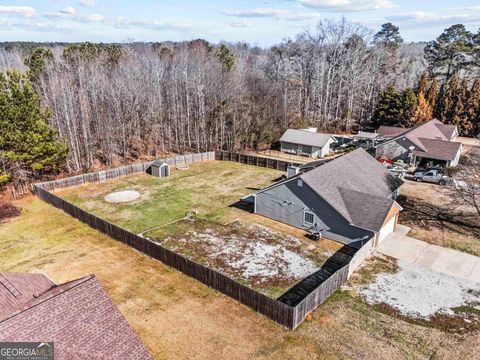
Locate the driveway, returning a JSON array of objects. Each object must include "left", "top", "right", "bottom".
[{"left": 377, "top": 225, "right": 480, "bottom": 284}]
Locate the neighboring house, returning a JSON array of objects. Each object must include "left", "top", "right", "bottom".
[
  {"left": 0, "top": 272, "right": 152, "bottom": 360},
  {"left": 280, "top": 129, "right": 336, "bottom": 158},
  {"left": 250, "top": 149, "right": 403, "bottom": 249},
  {"left": 376, "top": 119, "right": 462, "bottom": 167}
]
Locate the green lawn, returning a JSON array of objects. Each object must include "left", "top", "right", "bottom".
[{"left": 58, "top": 161, "right": 283, "bottom": 234}]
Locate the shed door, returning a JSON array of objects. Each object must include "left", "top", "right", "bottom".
[
  {"left": 161, "top": 165, "right": 168, "bottom": 177},
  {"left": 379, "top": 214, "right": 396, "bottom": 243}
]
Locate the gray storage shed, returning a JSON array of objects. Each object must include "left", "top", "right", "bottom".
[{"left": 151, "top": 160, "right": 170, "bottom": 178}]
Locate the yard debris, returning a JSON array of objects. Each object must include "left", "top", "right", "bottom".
[{"left": 357, "top": 260, "right": 480, "bottom": 319}]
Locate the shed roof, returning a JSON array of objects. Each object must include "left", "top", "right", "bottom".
[
  {"left": 0, "top": 273, "right": 152, "bottom": 360},
  {"left": 280, "top": 129, "right": 334, "bottom": 148},
  {"left": 151, "top": 160, "right": 168, "bottom": 167},
  {"left": 300, "top": 148, "right": 403, "bottom": 232},
  {"left": 355, "top": 131, "right": 379, "bottom": 140}
]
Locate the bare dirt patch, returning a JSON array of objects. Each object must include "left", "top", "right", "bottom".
[
  {"left": 147, "top": 219, "right": 328, "bottom": 298},
  {"left": 356, "top": 260, "right": 480, "bottom": 333},
  {"left": 104, "top": 190, "right": 141, "bottom": 203},
  {"left": 0, "top": 201, "right": 21, "bottom": 223}
]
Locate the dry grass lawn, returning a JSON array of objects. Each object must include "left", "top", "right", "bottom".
[
  {"left": 1, "top": 196, "right": 478, "bottom": 359},
  {"left": 399, "top": 181, "right": 480, "bottom": 256}
]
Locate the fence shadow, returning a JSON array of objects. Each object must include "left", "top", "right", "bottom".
[{"left": 277, "top": 245, "right": 354, "bottom": 306}]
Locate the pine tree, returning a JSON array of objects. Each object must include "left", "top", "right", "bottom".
[
  {"left": 437, "top": 73, "right": 460, "bottom": 123},
  {"left": 412, "top": 92, "right": 433, "bottom": 125},
  {"left": 402, "top": 87, "right": 418, "bottom": 126},
  {"left": 372, "top": 86, "right": 404, "bottom": 127},
  {"left": 465, "top": 79, "right": 480, "bottom": 136},
  {"left": 24, "top": 47, "right": 54, "bottom": 84},
  {"left": 217, "top": 44, "right": 235, "bottom": 72},
  {"left": 412, "top": 71, "right": 433, "bottom": 124},
  {"left": 0, "top": 71, "right": 67, "bottom": 185},
  {"left": 449, "top": 79, "right": 469, "bottom": 134},
  {"left": 426, "top": 78, "right": 439, "bottom": 112},
  {"left": 374, "top": 23, "right": 403, "bottom": 50}
]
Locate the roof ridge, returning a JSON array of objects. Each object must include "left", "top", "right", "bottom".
[
  {"left": 0, "top": 274, "right": 21, "bottom": 298},
  {"left": 0, "top": 275, "right": 95, "bottom": 324}
]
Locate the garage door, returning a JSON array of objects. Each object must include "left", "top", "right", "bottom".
[{"left": 378, "top": 215, "right": 397, "bottom": 243}]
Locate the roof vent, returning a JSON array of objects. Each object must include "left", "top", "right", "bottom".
[{"left": 297, "top": 179, "right": 303, "bottom": 187}]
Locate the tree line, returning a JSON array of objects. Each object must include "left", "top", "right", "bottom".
[
  {"left": 373, "top": 24, "right": 480, "bottom": 135},
  {"left": 0, "top": 19, "right": 477, "bottom": 187}
]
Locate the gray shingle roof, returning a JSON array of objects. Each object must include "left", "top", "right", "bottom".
[
  {"left": 300, "top": 148, "right": 403, "bottom": 232},
  {"left": 151, "top": 160, "right": 167, "bottom": 167},
  {"left": 413, "top": 138, "right": 462, "bottom": 161},
  {"left": 280, "top": 129, "right": 334, "bottom": 148}
]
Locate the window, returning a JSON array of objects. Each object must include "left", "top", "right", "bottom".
[{"left": 304, "top": 211, "right": 315, "bottom": 224}]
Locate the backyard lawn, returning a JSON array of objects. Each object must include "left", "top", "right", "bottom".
[
  {"left": 0, "top": 196, "right": 477, "bottom": 359},
  {"left": 57, "top": 161, "right": 283, "bottom": 233},
  {"left": 55, "top": 161, "right": 338, "bottom": 298}
]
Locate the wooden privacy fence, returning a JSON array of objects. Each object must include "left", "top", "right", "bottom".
[
  {"left": 215, "top": 151, "right": 303, "bottom": 171},
  {"left": 33, "top": 151, "right": 373, "bottom": 329}
]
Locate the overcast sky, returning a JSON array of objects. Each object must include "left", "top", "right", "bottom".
[{"left": 0, "top": 1, "right": 479, "bottom": 46}]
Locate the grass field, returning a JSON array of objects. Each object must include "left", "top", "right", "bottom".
[{"left": 1, "top": 197, "right": 478, "bottom": 359}]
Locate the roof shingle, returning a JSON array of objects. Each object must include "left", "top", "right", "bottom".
[
  {"left": 0, "top": 273, "right": 152, "bottom": 360},
  {"left": 280, "top": 129, "right": 334, "bottom": 148}
]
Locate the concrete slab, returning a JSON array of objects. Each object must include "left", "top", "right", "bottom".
[
  {"left": 378, "top": 234, "right": 428, "bottom": 263},
  {"left": 377, "top": 230, "right": 480, "bottom": 284},
  {"left": 468, "top": 262, "right": 480, "bottom": 283}
]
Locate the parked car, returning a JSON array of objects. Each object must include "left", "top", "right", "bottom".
[
  {"left": 384, "top": 164, "right": 406, "bottom": 179},
  {"left": 413, "top": 169, "right": 450, "bottom": 185}
]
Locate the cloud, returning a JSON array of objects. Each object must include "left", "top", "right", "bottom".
[
  {"left": 387, "top": 10, "right": 480, "bottom": 25},
  {"left": 78, "top": 0, "right": 96, "bottom": 7},
  {"left": 222, "top": 7, "right": 319, "bottom": 21},
  {"left": 114, "top": 17, "right": 192, "bottom": 31},
  {"left": 296, "top": 0, "right": 395, "bottom": 11},
  {"left": 0, "top": 6, "right": 36, "bottom": 18},
  {"left": 227, "top": 20, "right": 251, "bottom": 28},
  {"left": 61, "top": 6, "right": 77, "bottom": 15},
  {"left": 81, "top": 13, "right": 105, "bottom": 22}
]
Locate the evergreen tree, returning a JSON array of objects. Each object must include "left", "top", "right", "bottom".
[
  {"left": 412, "top": 92, "right": 432, "bottom": 125},
  {"left": 465, "top": 79, "right": 480, "bottom": 136},
  {"left": 0, "top": 71, "right": 67, "bottom": 185},
  {"left": 402, "top": 87, "right": 418, "bottom": 126},
  {"left": 24, "top": 47, "right": 54, "bottom": 84},
  {"left": 416, "top": 71, "right": 429, "bottom": 95},
  {"left": 217, "top": 44, "right": 235, "bottom": 72},
  {"left": 426, "top": 78, "right": 439, "bottom": 112},
  {"left": 372, "top": 86, "right": 404, "bottom": 127},
  {"left": 450, "top": 78, "right": 470, "bottom": 134},
  {"left": 374, "top": 23, "right": 403, "bottom": 49},
  {"left": 437, "top": 72, "right": 460, "bottom": 122},
  {"left": 424, "top": 24, "right": 474, "bottom": 81}
]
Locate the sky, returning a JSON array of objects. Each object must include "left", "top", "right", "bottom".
[{"left": 0, "top": 1, "right": 479, "bottom": 46}]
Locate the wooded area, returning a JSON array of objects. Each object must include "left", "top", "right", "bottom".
[{"left": 0, "top": 19, "right": 479, "bottom": 185}]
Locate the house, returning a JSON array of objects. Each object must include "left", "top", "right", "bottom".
[
  {"left": 250, "top": 149, "right": 403, "bottom": 249},
  {"left": 279, "top": 129, "right": 336, "bottom": 158},
  {"left": 376, "top": 119, "right": 462, "bottom": 167},
  {"left": 0, "top": 272, "right": 152, "bottom": 360},
  {"left": 150, "top": 160, "right": 170, "bottom": 178}
]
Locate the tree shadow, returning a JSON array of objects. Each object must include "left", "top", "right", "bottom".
[{"left": 397, "top": 194, "right": 480, "bottom": 237}]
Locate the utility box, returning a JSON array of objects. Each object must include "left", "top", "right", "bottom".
[
  {"left": 287, "top": 165, "right": 300, "bottom": 178},
  {"left": 150, "top": 160, "right": 170, "bottom": 178}
]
